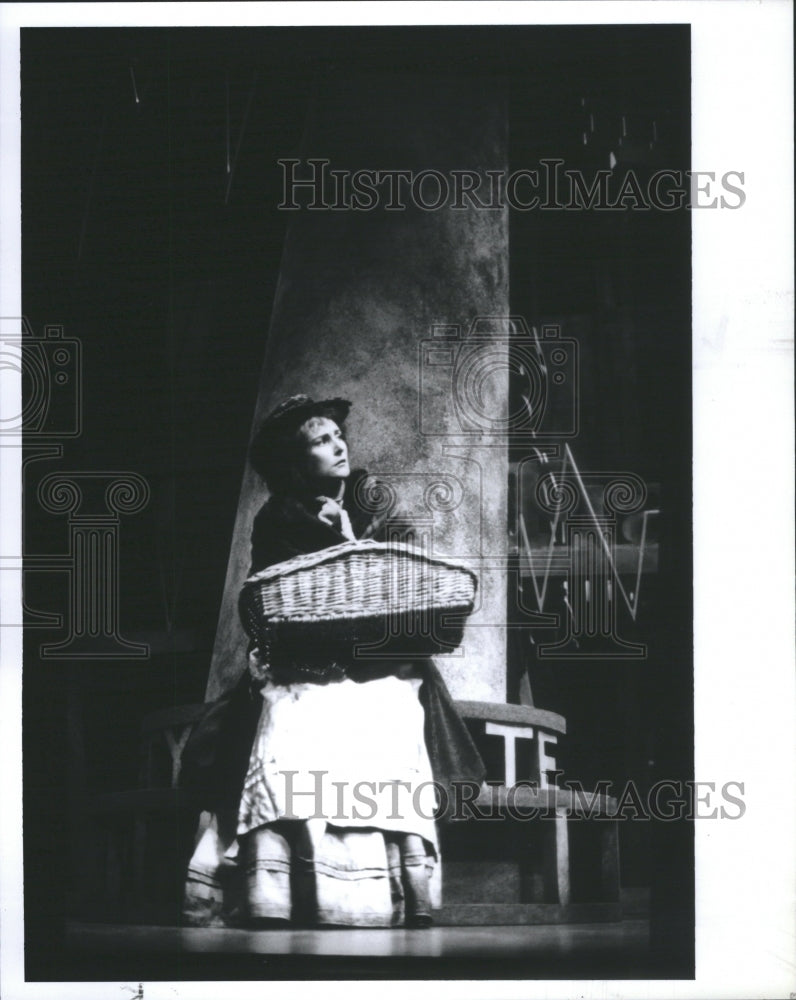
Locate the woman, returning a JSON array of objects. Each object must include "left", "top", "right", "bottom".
[{"left": 181, "top": 394, "right": 484, "bottom": 929}]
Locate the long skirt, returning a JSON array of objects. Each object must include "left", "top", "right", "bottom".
[{"left": 182, "top": 673, "right": 440, "bottom": 927}]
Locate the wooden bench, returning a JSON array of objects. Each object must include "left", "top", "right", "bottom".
[
  {"left": 82, "top": 704, "right": 206, "bottom": 922},
  {"left": 436, "top": 700, "right": 620, "bottom": 925}
]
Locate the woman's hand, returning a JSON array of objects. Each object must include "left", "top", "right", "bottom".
[
  {"left": 247, "top": 647, "right": 270, "bottom": 683},
  {"left": 315, "top": 497, "right": 356, "bottom": 540}
]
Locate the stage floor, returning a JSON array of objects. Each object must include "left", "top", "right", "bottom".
[{"left": 61, "top": 917, "right": 658, "bottom": 981}]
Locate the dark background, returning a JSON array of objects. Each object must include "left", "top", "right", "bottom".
[{"left": 21, "top": 25, "right": 692, "bottom": 981}]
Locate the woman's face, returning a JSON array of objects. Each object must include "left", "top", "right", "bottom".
[{"left": 297, "top": 416, "right": 350, "bottom": 485}]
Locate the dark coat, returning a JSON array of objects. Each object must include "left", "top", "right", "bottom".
[
  {"left": 249, "top": 467, "right": 384, "bottom": 573},
  {"left": 181, "top": 469, "right": 485, "bottom": 818}
]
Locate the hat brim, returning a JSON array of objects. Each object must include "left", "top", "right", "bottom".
[{"left": 268, "top": 397, "right": 351, "bottom": 432}]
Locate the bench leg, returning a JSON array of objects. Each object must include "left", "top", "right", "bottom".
[
  {"left": 600, "top": 819, "right": 620, "bottom": 902},
  {"left": 542, "top": 807, "right": 571, "bottom": 905}
]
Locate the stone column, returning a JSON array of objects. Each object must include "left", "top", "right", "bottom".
[{"left": 207, "top": 74, "right": 509, "bottom": 702}]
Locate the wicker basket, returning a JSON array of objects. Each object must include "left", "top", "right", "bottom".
[{"left": 239, "top": 540, "right": 478, "bottom": 660}]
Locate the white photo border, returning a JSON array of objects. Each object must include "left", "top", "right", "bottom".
[{"left": 1, "top": 2, "right": 793, "bottom": 998}]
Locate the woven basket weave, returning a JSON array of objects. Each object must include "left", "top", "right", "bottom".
[{"left": 239, "top": 540, "right": 477, "bottom": 659}]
